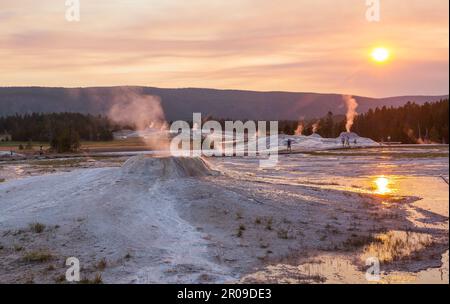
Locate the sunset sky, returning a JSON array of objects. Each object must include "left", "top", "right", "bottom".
[{"left": 0, "top": 0, "right": 448, "bottom": 97}]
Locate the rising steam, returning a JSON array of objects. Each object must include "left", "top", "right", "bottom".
[
  {"left": 107, "top": 88, "right": 169, "bottom": 150},
  {"left": 295, "top": 122, "right": 304, "bottom": 136},
  {"left": 108, "top": 88, "right": 166, "bottom": 131},
  {"left": 343, "top": 95, "right": 358, "bottom": 132},
  {"left": 312, "top": 121, "right": 320, "bottom": 134}
]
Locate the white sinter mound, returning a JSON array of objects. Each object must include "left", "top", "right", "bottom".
[
  {"left": 279, "top": 132, "right": 378, "bottom": 152},
  {"left": 121, "top": 155, "right": 217, "bottom": 178},
  {"left": 203, "top": 130, "right": 378, "bottom": 155},
  {"left": 0, "top": 151, "right": 23, "bottom": 158}
]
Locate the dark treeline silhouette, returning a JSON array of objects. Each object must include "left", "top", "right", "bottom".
[
  {"left": 206, "top": 99, "right": 449, "bottom": 144},
  {"left": 0, "top": 113, "right": 118, "bottom": 152},
  {"left": 279, "top": 111, "right": 346, "bottom": 138},
  {"left": 185, "top": 114, "right": 345, "bottom": 137},
  {"left": 0, "top": 99, "right": 448, "bottom": 151},
  {"left": 352, "top": 99, "right": 449, "bottom": 144},
  {"left": 279, "top": 99, "right": 449, "bottom": 144}
]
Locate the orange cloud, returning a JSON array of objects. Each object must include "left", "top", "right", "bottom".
[{"left": 0, "top": 0, "right": 448, "bottom": 97}]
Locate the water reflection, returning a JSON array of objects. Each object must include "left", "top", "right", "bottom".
[{"left": 374, "top": 176, "right": 391, "bottom": 195}]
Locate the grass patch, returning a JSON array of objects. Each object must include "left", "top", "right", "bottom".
[
  {"left": 341, "top": 235, "right": 377, "bottom": 250},
  {"left": 0, "top": 141, "right": 48, "bottom": 148},
  {"left": 29, "top": 222, "right": 45, "bottom": 233},
  {"left": 236, "top": 224, "right": 246, "bottom": 238},
  {"left": 265, "top": 218, "right": 273, "bottom": 231},
  {"left": 54, "top": 274, "right": 66, "bottom": 283},
  {"left": 30, "top": 159, "right": 85, "bottom": 167},
  {"left": 81, "top": 138, "right": 144, "bottom": 148},
  {"left": 277, "top": 229, "right": 289, "bottom": 239},
  {"left": 361, "top": 231, "right": 433, "bottom": 264},
  {"left": 96, "top": 258, "right": 107, "bottom": 270},
  {"left": 80, "top": 273, "right": 103, "bottom": 284},
  {"left": 23, "top": 250, "right": 53, "bottom": 263}
]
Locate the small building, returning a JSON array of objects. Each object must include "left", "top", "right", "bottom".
[
  {"left": 113, "top": 129, "right": 135, "bottom": 140},
  {"left": 0, "top": 132, "right": 12, "bottom": 142}
]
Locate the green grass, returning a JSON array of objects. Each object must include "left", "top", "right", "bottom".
[
  {"left": 0, "top": 141, "right": 48, "bottom": 148},
  {"left": 30, "top": 158, "right": 85, "bottom": 167},
  {"left": 23, "top": 250, "right": 53, "bottom": 263},
  {"left": 80, "top": 138, "right": 145, "bottom": 147},
  {"left": 0, "top": 138, "right": 145, "bottom": 150}
]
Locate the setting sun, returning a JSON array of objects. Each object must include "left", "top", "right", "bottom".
[{"left": 371, "top": 47, "right": 390, "bottom": 63}]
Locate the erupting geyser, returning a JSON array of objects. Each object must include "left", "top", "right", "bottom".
[
  {"left": 295, "top": 123, "right": 304, "bottom": 136},
  {"left": 343, "top": 95, "right": 358, "bottom": 133}
]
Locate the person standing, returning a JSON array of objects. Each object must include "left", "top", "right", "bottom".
[{"left": 287, "top": 139, "right": 292, "bottom": 153}]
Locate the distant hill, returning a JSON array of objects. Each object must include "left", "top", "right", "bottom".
[{"left": 0, "top": 86, "right": 447, "bottom": 121}]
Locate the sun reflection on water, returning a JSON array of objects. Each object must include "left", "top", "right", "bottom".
[{"left": 374, "top": 176, "right": 391, "bottom": 195}]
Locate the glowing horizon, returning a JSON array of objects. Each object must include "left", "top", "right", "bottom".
[{"left": 0, "top": 0, "right": 448, "bottom": 97}]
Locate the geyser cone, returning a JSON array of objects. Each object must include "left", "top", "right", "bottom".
[{"left": 121, "top": 155, "right": 218, "bottom": 178}]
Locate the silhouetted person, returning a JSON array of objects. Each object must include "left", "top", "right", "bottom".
[{"left": 287, "top": 139, "right": 292, "bottom": 153}]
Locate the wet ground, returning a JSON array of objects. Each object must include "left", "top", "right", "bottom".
[
  {"left": 0, "top": 145, "right": 448, "bottom": 283},
  {"left": 212, "top": 145, "right": 449, "bottom": 283}
]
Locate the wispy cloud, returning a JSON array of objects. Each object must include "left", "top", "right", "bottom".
[{"left": 0, "top": 0, "right": 448, "bottom": 96}]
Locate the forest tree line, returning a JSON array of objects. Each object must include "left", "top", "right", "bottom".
[
  {"left": 277, "top": 99, "right": 449, "bottom": 144},
  {"left": 352, "top": 99, "right": 449, "bottom": 144},
  {"left": 0, "top": 113, "right": 118, "bottom": 152},
  {"left": 0, "top": 99, "right": 448, "bottom": 152}
]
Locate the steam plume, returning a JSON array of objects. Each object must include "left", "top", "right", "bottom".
[
  {"left": 312, "top": 121, "right": 320, "bottom": 133},
  {"left": 107, "top": 88, "right": 169, "bottom": 150},
  {"left": 295, "top": 122, "right": 304, "bottom": 136},
  {"left": 108, "top": 88, "right": 166, "bottom": 131},
  {"left": 343, "top": 95, "right": 358, "bottom": 132}
]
